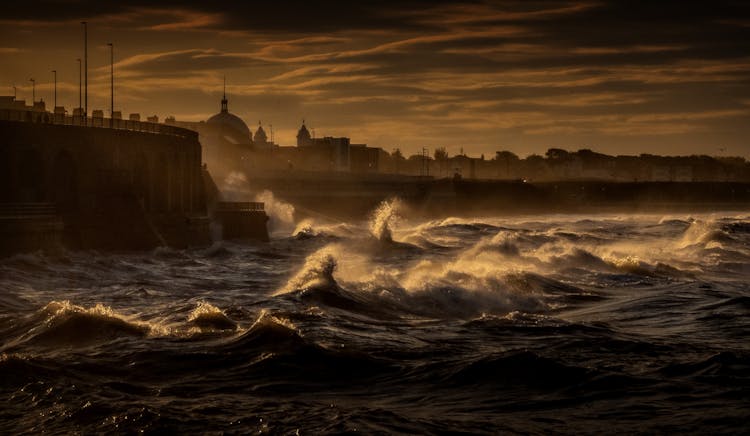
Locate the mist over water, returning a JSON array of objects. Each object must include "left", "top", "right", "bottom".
[{"left": 1, "top": 202, "right": 749, "bottom": 433}]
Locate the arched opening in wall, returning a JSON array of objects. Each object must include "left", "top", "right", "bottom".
[
  {"left": 154, "top": 154, "right": 169, "bottom": 212},
  {"left": 17, "top": 148, "right": 46, "bottom": 202},
  {"left": 135, "top": 153, "right": 150, "bottom": 211},
  {"left": 52, "top": 151, "right": 78, "bottom": 213},
  {"left": 25, "top": 112, "right": 32, "bottom": 123}
]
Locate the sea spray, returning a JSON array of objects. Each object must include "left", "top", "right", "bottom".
[
  {"left": 369, "top": 198, "right": 403, "bottom": 242},
  {"left": 275, "top": 246, "right": 339, "bottom": 295},
  {"left": 293, "top": 218, "right": 317, "bottom": 238},
  {"left": 221, "top": 171, "right": 252, "bottom": 200},
  {"left": 254, "top": 190, "right": 296, "bottom": 234},
  {"left": 679, "top": 219, "right": 733, "bottom": 249}
]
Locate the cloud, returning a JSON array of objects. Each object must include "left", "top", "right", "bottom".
[
  {"left": 109, "top": 49, "right": 270, "bottom": 78},
  {"left": 2, "top": 0, "right": 749, "bottom": 156}
]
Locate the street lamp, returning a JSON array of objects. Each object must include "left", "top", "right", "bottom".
[
  {"left": 51, "top": 70, "right": 57, "bottom": 108},
  {"left": 107, "top": 42, "right": 113, "bottom": 127},
  {"left": 29, "top": 78, "right": 35, "bottom": 103},
  {"left": 81, "top": 21, "right": 87, "bottom": 121},
  {"left": 76, "top": 58, "right": 81, "bottom": 112}
]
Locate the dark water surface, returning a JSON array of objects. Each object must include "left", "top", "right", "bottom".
[{"left": 2, "top": 205, "right": 749, "bottom": 434}]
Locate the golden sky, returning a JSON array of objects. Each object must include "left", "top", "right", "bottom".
[{"left": 2, "top": 1, "right": 749, "bottom": 157}]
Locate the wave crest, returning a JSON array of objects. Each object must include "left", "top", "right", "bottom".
[
  {"left": 187, "top": 302, "right": 238, "bottom": 331},
  {"left": 16, "top": 301, "right": 154, "bottom": 348},
  {"left": 275, "top": 247, "right": 339, "bottom": 296}
]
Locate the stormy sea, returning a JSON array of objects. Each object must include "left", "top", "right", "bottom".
[{"left": 1, "top": 200, "right": 749, "bottom": 434}]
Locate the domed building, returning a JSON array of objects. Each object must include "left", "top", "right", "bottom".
[
  {"left": 190, "top": 82, "right": 256, "bottom": 173},
  {"left": 205, "top": 89, "right": 251, "bottom": 145}
]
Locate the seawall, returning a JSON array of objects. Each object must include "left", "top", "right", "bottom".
[{"left": 0, "top": 120, "right": 210, "bottom": 250}]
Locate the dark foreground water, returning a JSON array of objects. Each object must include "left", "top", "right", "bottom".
[{"left": 2, "top": 203, "right": 749, "bottom": 434}]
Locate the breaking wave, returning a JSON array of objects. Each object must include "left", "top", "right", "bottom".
[
  {"left": 369, "top": 198, "right": 403, "bottom": 242},
  {"left": 187, "top": 302, "right": 238, "bottom": 332},
  {"left": 4, "top": 301, "right": 154, "bottom": 350}
]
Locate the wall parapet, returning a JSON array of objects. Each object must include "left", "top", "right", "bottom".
[{"left": 0, "top": 108, "right": 197, "bottom": 140}]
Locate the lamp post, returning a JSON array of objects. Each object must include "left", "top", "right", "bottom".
[
  {"left": 81, "top": 21, "right": 87, "bottom": 121},
  {"left": 51, "top": 70, "right": 57, "bottom": 108},
  {"left": 29, "top": 78, "right": 35, "bottom": 103},
  {"left": 107, "top": 42, "right": 113, "bottom": 127},
  {"left": 77, "top": 58, "right": 81, "bottom": 112}
]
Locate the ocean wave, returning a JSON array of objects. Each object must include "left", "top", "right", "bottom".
[
  {"left": 680, "top": 220, "right": 735, "bottom": 248},
  {"left": 275, "top": 243, "right": 559, "bottom": 319},
  {"left": 721, "top": 221, "right": 750, "bottom": 235},
  {"left": 4, "top": 301, "right": 155, "bottom": 350},
  {"left": 292, "top": 218, "right": 358, "bottom": 240},
  {"left": 275, "top": 247, "right": 339, "bottom": 296},
  {"left": 187, "top": 302, "right": 238, "bottom": 332},
  {"left": 218, "top": 311, "right": 395, "bottom": 384},
  {"left": 400, "top": 234, "right": 452, "bottom": 250},
  {"left": 657, "top": 217, "right": 692, "bottom": 226},
  {"left": 431, "top": 221, "right": 502, "bottom": 234},
  {"left": 463, "top": 313, "right": 614, "bottom": 336},
  {"left": 660, "top": 351, "right": 750, "bottom": 379},
  {"left": 198, "top": 241, "right": 234, "bottom": 258},
  {"left": 224, "top": 310, "right": 305, "bottom": 350},
  {"left": 442, "top": 350, "right": 589, "bottom": 388},
  {"left": 151, "top": 246, "right": 189, "bottom": 259}
]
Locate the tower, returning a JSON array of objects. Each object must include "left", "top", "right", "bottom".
[
  {"left": 221, "top": 76, "right": 228, "bottom": 113},
  {"left": 254, "top": 121, "right": 268, "bottom": 144},
  {"left": 296, "top": 119, "right": 312, "bottom": 147}
]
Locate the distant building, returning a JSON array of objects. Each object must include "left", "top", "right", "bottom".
[
  {"left": 297, "top": 121, "right": 312, "bottom": 147},
  {"left": 350, "top": 144, "right": 381, "bottom": 173}
]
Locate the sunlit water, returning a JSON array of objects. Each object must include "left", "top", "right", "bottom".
[{"left": 2, "top": 203, "right": 749, "bottom": 433}]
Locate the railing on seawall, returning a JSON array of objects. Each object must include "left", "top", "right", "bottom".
[
  {"left": 216, "top": 201, "right": 266, "bottom": 212},
  {"left": 0, "top": 108, "right": 198, "bottom": 140}
]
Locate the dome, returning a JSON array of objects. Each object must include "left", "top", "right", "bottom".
[
  {"left": 207, "top": 111, "right": 251, "bottom": 140},
  {"left": 205, "top": 91, "right": 251, "bottom": 142}
]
